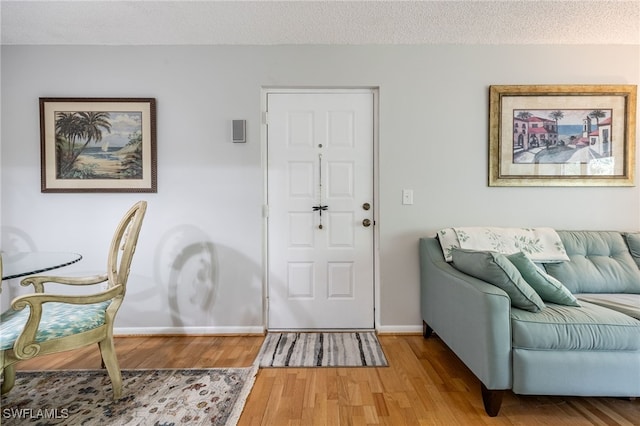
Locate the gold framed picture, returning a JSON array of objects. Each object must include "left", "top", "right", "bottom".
[{"left": 489, "top": 85, "right": 636, "bottom": 186}]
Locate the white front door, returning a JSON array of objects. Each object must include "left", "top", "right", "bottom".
[{"left": 266, "top": 90, "right": 375, "bottom": 329}]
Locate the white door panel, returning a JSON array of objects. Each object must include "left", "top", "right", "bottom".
[{"left": 267, "top": 91, "right": 375, "bottom": 329}]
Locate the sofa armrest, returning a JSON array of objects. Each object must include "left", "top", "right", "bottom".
[{"left": 419, "top": 237, "right": 512, "bottom": 390}]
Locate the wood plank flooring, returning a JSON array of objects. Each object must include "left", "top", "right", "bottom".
[{"left": 12, "top": 334, "right": 640, "bottom": 425}]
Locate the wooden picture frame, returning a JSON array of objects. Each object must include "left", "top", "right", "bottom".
[
  {"left": 489, "top": 85, "right": 636, "bottom": 186},
  {"left": 40, "top": 97, "right": 157, "bottom": 192}
]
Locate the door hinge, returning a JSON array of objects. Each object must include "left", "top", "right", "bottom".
[
  {"left": 263, "top": 204, "right": 269, "bottom": 218},
  {"left": 262, "top": 111, "right": 269, "bottom": 126}
]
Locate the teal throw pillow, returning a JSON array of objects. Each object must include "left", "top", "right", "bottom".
[
  {"left": 451, "top": 248, "right": 545, "bottom": 312},
  {"left": 507, "top": 252, "right": 581, "bottom": 307}
]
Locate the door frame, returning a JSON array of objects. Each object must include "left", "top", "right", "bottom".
[{"left": 260, "top": 87, "right": 380, "bottom": 331}]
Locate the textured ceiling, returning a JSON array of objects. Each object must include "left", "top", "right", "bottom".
[{"left": 1, "top": 0, "right": 639, "bottom": 46}]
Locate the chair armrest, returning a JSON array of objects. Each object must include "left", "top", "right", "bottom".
[
  {"left": 12, "top": 285, "right": 121, "bottom": 309},
  {"left": 10, "top": 285, "right": 122, "bottom": 359},
  {"left": 20, "top": 274, "right": 109, "bottom": 293},
  {"left": 419, "top": 238, "right": 513, "bottom": 390}
]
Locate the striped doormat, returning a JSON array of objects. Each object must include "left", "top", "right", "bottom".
[{"left": 257, "top": 332, "right": 388, "bottom": 367}]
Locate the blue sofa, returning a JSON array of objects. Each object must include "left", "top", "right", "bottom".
[{"left": 419, "top": 230, "right": 640, "bottom": 416}]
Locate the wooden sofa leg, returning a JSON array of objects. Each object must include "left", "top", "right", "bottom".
[
  {"left": 422, "top": 321, "right": 433, "bottom": 338},
  {"left": 481, "top": 383, "right": 504, "bottom": 417}
]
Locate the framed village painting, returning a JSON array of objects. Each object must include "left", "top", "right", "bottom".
[
  {"left": 40, "top": 97, "right": 157, "bottom": 192},
  {"left": 489, "top": 85, "right": 636, "bottom": 186}
]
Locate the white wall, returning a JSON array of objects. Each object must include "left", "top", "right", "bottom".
[{"left": 1, "top": 45, "right": 639, "bottom": 333}]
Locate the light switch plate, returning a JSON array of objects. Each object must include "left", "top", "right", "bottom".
[{"left": 402, "top": 189, "right": 414, "bottom": 205}]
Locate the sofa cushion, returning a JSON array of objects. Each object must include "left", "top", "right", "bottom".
[
  {"left": 451, "top": 248, "right": 545, "bottom": 312},
  {"left": 623, "top": 232, "right": 640, "bottom": 269},
  {"left": 507, "top": 252, "right": 580, "bottom": 307},
  {"left": 545, "top": 231, "right": 640, "bottom": 294},
  {"left": 577, "top": 293, "right": 640, "bottom": 320},
  {"left": 511, "top": 301, "right": 640, "bottom": 351}
]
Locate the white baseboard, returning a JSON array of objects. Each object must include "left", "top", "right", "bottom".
[
  {"left": 114, "top": 324, "right": 421, "bottom": 336},
  {"left": 114, "top": 326, "right": 265, "bottom": 336},
  {"left": 375, "top": 325, "right": 423, "bottom": 335}
]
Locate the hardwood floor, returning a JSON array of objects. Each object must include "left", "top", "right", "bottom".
[{"left": 13, "top": 334, "right": 640, "bottom": 425}]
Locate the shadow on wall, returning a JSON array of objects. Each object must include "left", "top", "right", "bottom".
[
  {"left": 146, "top": 224, "right": 261, "bottom": 329},
  {"left": 168, "top": 240, "right": 218, "bottom": 327},
  {"left": 1, "top": 226, "right": 39, "bottom": 310},
  {"left": 1, "top": 226, "right": 38, "bottom": 253}
]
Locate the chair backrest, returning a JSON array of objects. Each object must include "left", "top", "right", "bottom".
[{"left": 107, "top": 201, "right": 147, "bottom": 291}]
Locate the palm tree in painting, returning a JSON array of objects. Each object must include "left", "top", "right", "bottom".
[
  {"left": 516, "top": 111, "right": 533, "bottom": 120},
  {"left": 589, "top": 110, "right": 607, "bottom": 127},
  {"left": 549, "top": 110, "right": 564, "bottom": 144},
  {"left": 65, "top": 112, "right": 112, "bottom": 170},
  {"left": 54, "top": 111, "right": 112, "bottom": 177},
  {"left": 549, "top": 110, "right": 564, "bottom": 127},
  {"left": 55, "top": 112, "right": 84, "bottom": 170}
]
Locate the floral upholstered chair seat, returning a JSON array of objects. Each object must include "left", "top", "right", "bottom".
[{"left": 0, "top": 301, "right": 111, "bottom": 351}]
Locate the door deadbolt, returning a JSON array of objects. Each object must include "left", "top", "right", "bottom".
[
  {"left": 362, "top": 202, "right": 371, "bottom": 211},
  {"left": 362, "top": 218, "right": 372, "bottom": 227}
]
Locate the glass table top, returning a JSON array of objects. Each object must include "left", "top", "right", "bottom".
[{"left": 1, "top": 252, "right": 83, "bottom": 280}]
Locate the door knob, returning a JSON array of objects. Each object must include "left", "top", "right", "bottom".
[{"left": 362, "top": 219, "right": 371, "bottom": 227}]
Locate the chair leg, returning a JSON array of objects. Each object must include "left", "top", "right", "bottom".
[
  {"left": 1, "top": 365, "right": 16, "bottom": 395},
  {"left": 99, "top": 337, "right": 122, "bottom": 400},
  {"left": 99, "top": 343, "right": 106, "bottom": 369}
]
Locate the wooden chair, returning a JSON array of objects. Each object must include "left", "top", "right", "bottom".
[{"left": 0, "top": 201, "right": 147, "bottom": 399}]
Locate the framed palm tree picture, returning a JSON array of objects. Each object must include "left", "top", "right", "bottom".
[
  {"left": 40, "top": 98, "right": 157, "bottom": 192},
  {"left": 489, "top": 85, "right": 636, "bottom": 186}
]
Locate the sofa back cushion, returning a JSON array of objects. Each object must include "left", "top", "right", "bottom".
[
  {"left": 544, "top": 231, "right": 640, "bottom": 294},
  {"left": 623, "top": 232, "right": 640, "bottom": 269}
]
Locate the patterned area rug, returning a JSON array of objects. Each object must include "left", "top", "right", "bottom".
[
  {"left": 0, "top": 367, "right": 258, "bottom": 425},
  {"left": 258, "top": 332, "right": 388, "bottom": 367}
]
